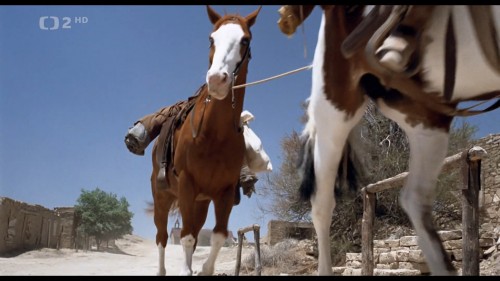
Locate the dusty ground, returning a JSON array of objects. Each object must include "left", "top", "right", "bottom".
[
  {"left": 0, "top": 234, "right": 254, "bottom": 276},
  {"left": 0, "top": 234, "right": 498, "bottom": 276}
]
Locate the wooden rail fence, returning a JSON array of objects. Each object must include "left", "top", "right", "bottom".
[{"left": 360, "top": 146, "right": 487, "bottom": 276}]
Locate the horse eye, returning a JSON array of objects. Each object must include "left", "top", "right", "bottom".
[
  {"left": 209, "top": 37, "right": 214, "bottom": 47},
  {"left": 241, "top": 38, "right": 250, "bottom": 46}
]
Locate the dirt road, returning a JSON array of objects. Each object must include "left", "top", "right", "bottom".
[{"left": 0, "top": 234, "right": 253, "bottom": 276}]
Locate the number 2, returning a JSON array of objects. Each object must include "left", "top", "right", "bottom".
[{"left": 62, "top": 17, "right": 71, "bottom": 29}]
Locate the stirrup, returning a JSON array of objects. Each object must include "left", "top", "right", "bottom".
[{"left": 156, "top": 163, "right": 168, "bottom": 190}]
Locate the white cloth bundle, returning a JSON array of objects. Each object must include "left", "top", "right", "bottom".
[{"left": 241, "top": 110, "right": 273, "bottom": 173}]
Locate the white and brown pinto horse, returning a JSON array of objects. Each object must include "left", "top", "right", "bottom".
[
  {"left": 149, "top": 6, "right": 261, "bottom": 275},
  {"left": 278, "top": 5, "right": 499, "bottom": 275}
]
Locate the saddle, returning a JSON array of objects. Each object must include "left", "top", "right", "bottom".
[
  {"left": 343, "top": 5, "right": 500, "bottom": 73},
  {"left": 160, "top": 84, "right": 206, "bottom": 184},
  {"left": 342, "top": 5, "right": 500, "bottom": 117}
]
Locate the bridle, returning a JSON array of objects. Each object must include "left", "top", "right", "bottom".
[
  {"left": 233, "top": 43, "right": 252, "bottom": 79},
  {"left": 191, "top": 38, "right": 252, "bottom": 139},
  {"left": 231, "top": 42, "right": 252, "bottom": 109}
]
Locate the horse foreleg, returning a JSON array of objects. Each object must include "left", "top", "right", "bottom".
[
  {"left": 179, "top": 234, "right": 196, "bottom": 276},
  {"left": 191, "top": 200, "right": 211, "bottom": 275},
  {"left": 192, "top": 200, "right": 211, "bottom": 250},
  {"left": 399, "top": 125, "right": 457, "bottom": 275},
  {"left": 157, "top": 243, "right": 166, "bottom": 276},
  {"left": 198, "top": 232, "right": 227, "bottom": 276},
  {"left": 198, "top": 186, "right": 234, "bottom": 276}
]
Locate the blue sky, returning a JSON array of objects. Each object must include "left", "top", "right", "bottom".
[{"left": 1, "top": 5, "right": 498, "bottom": 243}]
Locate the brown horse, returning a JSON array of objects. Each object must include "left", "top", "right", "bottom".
[
  {"left": 278, "top": 5, "right": 499, "bottom": 275},
  {"left": 149, "top": 6, "right": 261, "bottom": 276}
]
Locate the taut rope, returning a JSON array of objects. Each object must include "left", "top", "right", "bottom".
[{"left": 232, "top": 64, "right": 312, "bottom": 90}]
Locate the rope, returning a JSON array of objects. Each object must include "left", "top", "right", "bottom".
[{"left": 232, "top": 64, "right": 312, "bottom": 90}]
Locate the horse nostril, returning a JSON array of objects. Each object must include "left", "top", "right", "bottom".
[{"left": 207, "top": 72, "right": 229, "bottom": 87}]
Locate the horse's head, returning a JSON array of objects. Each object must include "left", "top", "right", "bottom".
[{"left": 205, "top": 5, "right": 261, "bottom": 99}]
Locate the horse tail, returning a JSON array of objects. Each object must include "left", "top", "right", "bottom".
[
  {"left": 335, "top": 132, "right": 367, "bottom": 198},
  {"left": 297, "top": 124, "right": 316, "bottom": 201},
  {"left": 297, "top": 123, "right": 367, "bottom": 202},
  {"left": 144, "top": 201, "right": 154, "bottom": 216},
  {"left": 144, "top": 200, "right": 179, "bottom": 216}
]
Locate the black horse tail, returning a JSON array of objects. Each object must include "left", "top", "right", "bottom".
[
  {"left": 297, "top": 131, "right": 316, "bottom": 201},
  {"left": 335, "top": 133, "right": 367, "bottom": 199},
  {"left": 297, "top": 129, "right": 366, "bottom": 202}
]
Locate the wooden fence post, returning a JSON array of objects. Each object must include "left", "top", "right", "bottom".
[
  {"left": 361, "top": 189, "right": 375, "bottom": 276},
  {"left": 235, "top": 230, "right": 244, "bottom": 276},
  {"left": 253, "top": 225, "right": 262, "bottom": 276},
  {"left": 234, "top": 224, "right": 261, "bottom": 276},
  {"left": 462, "top": 146, "right": 486, "bottom": 276}
]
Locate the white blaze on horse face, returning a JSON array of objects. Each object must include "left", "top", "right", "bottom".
[{"left": 206, "top": 23, "right": 245, "bottom": 100}]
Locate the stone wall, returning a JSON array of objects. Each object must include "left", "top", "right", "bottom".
[
  {"left": 335, "top": 229, "right": 500, "bottom": 276},
  {"left": 475, "top": 134, "right": 500, "bottom": 226},
  {"left": 0, "top": 197, "right": 75, "bottom": 255},
  {"left": 54, "top": 207, "right": 77, "bottom": 249}
]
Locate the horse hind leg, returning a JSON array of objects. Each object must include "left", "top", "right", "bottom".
[
  {"left": 377, "top": 102, "right": 457, "bottom": 275},
  {"left": 400, "top": 127, "right": 457, "bottom": 275},
  {"left": 153, "top": 193, "right": 176, "bottom": 276},
  {"left": 151, "top": 142, "right": 178, "bottom": 276}
]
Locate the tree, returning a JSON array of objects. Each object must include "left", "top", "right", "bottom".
[{"left": 75, "top": 187, "right": 133, "bottom": 251}]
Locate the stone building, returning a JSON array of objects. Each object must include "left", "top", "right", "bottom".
[
  {"left": 265, "top": 220, "right": 315, "bottom": 246},
  {"left": 0, "top": 197, "right": 76, "bottom": 255}
]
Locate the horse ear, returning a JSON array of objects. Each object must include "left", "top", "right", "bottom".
[
  {"left": 245, "top": 6, "right": 262, "bottom": 27},
  {"left": 207, "top": 5, "right": 221, "bottom": 25}
]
